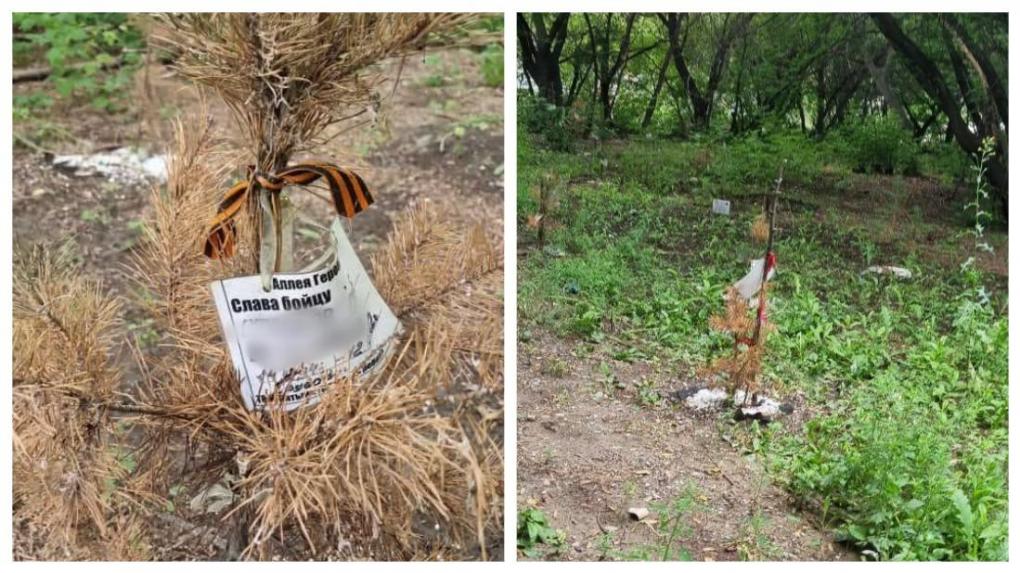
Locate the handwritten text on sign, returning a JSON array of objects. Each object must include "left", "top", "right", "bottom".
[{"left": 211, "top": 219, "right": 401, "bottom": 411}]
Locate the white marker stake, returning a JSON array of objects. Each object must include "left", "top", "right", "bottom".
[{"left": 211, "top": 219, "right": 402, "bottom": 411}]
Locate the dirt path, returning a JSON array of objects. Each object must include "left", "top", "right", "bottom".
[{"left": 518, "top": 331, "right": 855, "bottom": 561}]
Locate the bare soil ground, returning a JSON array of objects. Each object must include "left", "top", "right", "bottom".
[
  {"left": 13, "top": 49, "right": 503, "bottom": 290},
  {"left": 13, "top": 47, "right": 503, "bottom": 560},
  {"left": 517, "top": 331, "right": 855, "bottom": 562}
]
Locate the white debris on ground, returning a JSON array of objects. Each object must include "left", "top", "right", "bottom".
[
  {"left": 681, "top": 387, "right": 729, "bottom": 411},
  {"left": 863, "top": 265, "right": 912, "bottom": 279},
  {"left": 675, "top": 386, "right": 793, "bottom": 422},
  {"left": 733, "top": 390, "right": 790, "bottom": 422},
  {"left": 52, "top": 147, "right": 168, "bottom": 184},
  {"left": 732, "top": 389, "right": 752, "bottom": 404}
]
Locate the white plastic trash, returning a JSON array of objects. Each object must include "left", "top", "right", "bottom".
[
  {"left": 864, "top": 265, "right": 912, "bottom": 279},
  {"left": 731, "top": 257, "right": 776, "bottom": 302}
]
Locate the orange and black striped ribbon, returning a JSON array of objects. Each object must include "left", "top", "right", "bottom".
[{"left": 204, "top": 162, "right": 374, "bottom": 259}]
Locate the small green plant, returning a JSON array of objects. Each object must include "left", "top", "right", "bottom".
[
  {"left": 163, "top": 484, "right": 186, "bottom": 513},
  {"left": 618, "top": 492, "right": 696, "bottom": 561},
  {"left": 422, "top": 54, "right": 446, "bottom": 87},
  {"left": 80, "top": 207, "right": 111, "bottom": 225},
  {"left": 541, "top": 447, "right": 556, "bottom": 465},
  {"left": 542, "top": 357, "right": 569, "bottom": 378},
  {"left": 572, "top": 302, "right": 605, "bottom": 340},
  {"left": 965, "top": 138, "right": 996, "bottom": 256},
  {"left": 737, "top": 511, "right": 781, "bottom": 560},
  {"left": 596, "top": 361, "right": 621, "bottom": 396},
  {"left": 853, "top": 235, "right": 878, "bottom": 266},
  {"left": 596, "top": 530, "right": 615, "bottom": 559},
  {"left": 621, "top": 479, "right": 638, "bottom": 498},
  {"left": 14, "top": 14, "right": 144, "bottom": 114},
  {"left": 635, "top": 378, "right": 661, "bottom": 408},
  {"left": 960, "top": 137, "right": 997, "bottom": 307},
  {"left": 517, "top": 507, "right": 566, "bottom": 559},
  {"left": 479, "top": 43, "right": 503, "bottom": 88},
  {"left": 651, "top": 493, "right": 696, "bottom": 561},
  {"left": 127, "top": 317, "right": 160, "bottom": 349}
]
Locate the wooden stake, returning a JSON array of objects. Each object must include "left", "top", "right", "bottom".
[
  {"left": 752, "top": 161, "right": 784, "bottom": 345},
  {"left": 537, "top": 177, "right": 547, "bottom": 251}
]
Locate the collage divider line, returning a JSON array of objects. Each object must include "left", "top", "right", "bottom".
[{"left": 503, "top": 11, "right": 519, "bottom": 563}]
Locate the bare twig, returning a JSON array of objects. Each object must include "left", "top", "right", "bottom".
[{"left": 13, "top": 57, "right": 124, "bottom": 83}]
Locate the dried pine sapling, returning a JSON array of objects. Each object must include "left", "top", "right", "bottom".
[
  {"left": 153, "top": 13, "right": 477, "bottom": 276},
  {"left": 13, "top": 245, "right": 149, "bottom": 559},
  {"left": 751, "top": 211, "right": 769, "bottom": 244},
  {"left": 145, "top": 13, "right": 498, "bottom": 559},
  {"left": 125, "top": 111, "right": 504, "bottom": 558},
  {"left": 702, "top": 166, "right": 783, "bottom": 406},
  {"left": 702, "top": 288, "right": 773, "bottom": 401},
  {"left": 13, "top": 112, "right": 503, "bottom": 561},
  {"left": 14, "top": 13, "right": 503, "bottom": 561}
]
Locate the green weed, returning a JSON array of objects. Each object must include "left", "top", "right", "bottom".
[
  {"left": 518, "top": 507, "right": 566, "bottom": 559},
  {"left": 635, "top": 378, "right": 661, "bottom": 408},
  {"left": 596, "top": 530, "right": 615, "bottom": 559},
  {"left": 737, "top": 512, "right": 782, "bottom": 560},
  {"left": 479, "top": 43, "right": 503, "bottom": 88},
  {"left": 541, "top": 357, "right": 569, "bottom": 378},
  {"left": 617, "top": 491, "right": 696, "bottom": 561},
  {"left": 14, "top": 14, "right": 144, "bottom": 115}
]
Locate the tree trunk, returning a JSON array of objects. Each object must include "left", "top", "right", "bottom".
[
  {"left": 871, "top": 13, "right": 1007, "bottom": 215},
  {"left": 565, "top": 60, "right": 592, "bottom": 108},
  {"left": 518, "top": 14, "right": 571, "bottom": 106},
  {"left": 585, "top": 13, "right": 638, "bottom": 124},
  {"left": 641, "top": 50, "right": 671, "bottom": 129},
  {"left": 942, "top": 14, "right": 1007, "bottom": 128},
  {"left": 662, "top": 13, "right": 750, "bottom": 131},
  {"left": 661, "top": 14, "right": 711, "bottom": 130},
  {"left": 865, "top": 47, "right": 912, "bottom": 131},
  {"left": 813, "top": 65, "right": 826, "bottom": 135},
  {"left": 944, "top": 27, "right": 986, "bottom": 137}
]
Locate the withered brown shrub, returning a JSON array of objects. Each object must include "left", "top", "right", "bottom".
[
  {"left": 13, "top": 13, "right": 502, "bottom": 561},
  {"left": 701, "top": 287, "right": 773, "bottom": 402},
  {"left": 13, "top": 245, "right": 150, "bottom": 559}
]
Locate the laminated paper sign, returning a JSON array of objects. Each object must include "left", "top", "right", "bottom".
[{"left": 211, "top": 219, "right": 401, "bottom": 411}]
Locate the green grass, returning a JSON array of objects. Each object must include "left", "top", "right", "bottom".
[{"left": 518, "top": 128, "right": 1008, "bottom": 561}]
